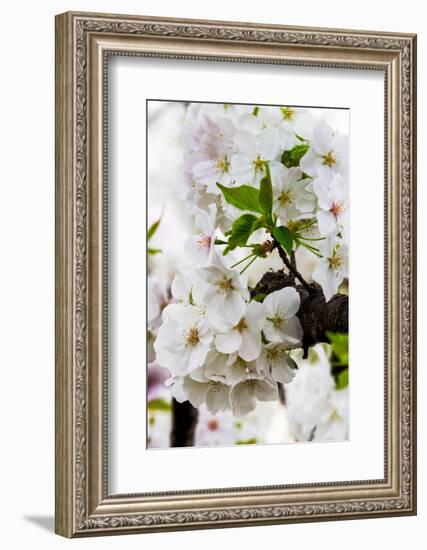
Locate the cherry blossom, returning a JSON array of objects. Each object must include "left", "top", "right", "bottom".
[
  {"left": 262, "top": 287, "right": 303, "bottom": 345},
  {"left": 272, "top": 166, "right": 316, "bottom": 223},
  {"left": 313, "top": 172, "right": 348, "bottom": 237},
  {"left": 312, "top": 240, "right": 348, "bottom": 301},
  {"left": 195, "top": 253, "right": 250, "bottom": 331},
  {"left": 300, "top": 119, "right": 347, "bottom": 178},
  {"left": 230, "top": 128, "right": 282, "bottom": 186},
  {"left": 184, "top": 204, "right": 217, "bottom": 266},
  {"left": 215, "top": 300, "right": 265, "bottom": 361},
  {"left": 230, "top": 368, "right": 279, "bottom": 417},
  {"left": 154, "top": 303, "right": 213, "bottom": 376},
  {"left": 258, "top": 343, "right": 297, "bottom": 384}
]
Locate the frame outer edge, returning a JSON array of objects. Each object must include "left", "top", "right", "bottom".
[
  {"left": 55, "top": 12, "right": 75, "bottom": 538},
  {"left": 54, "top": 10, "right": 417, "bottom": 537}
]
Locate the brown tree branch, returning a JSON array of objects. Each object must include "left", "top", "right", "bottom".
[
  {"left": 170, "top": 398, "right": 198, "bottom": 447},
  {"left": 271, "top": 239, "right": 311, "bottom": 292}
]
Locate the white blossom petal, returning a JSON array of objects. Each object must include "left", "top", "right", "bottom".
[{"left": 215, "top": 330, "right": 242, "bottom": 354}]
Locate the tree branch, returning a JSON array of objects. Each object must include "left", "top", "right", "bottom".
[
  {"left": 170, "top": 398, "right": 198, "bottom": 447},
  {"left": 271, "top": 239, "right": 311, "bottom": 292}
]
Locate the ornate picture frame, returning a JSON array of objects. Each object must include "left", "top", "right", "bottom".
[{"left": 55, "top": 11, "right": 417, "bottom": 537}]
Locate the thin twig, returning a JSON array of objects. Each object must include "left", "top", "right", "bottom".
[
  {"left": 290, "top": 250, "right": 297, "bottom": 283},
  {"left": 272, "top": 238, "right": 311, "bottom": 292}
]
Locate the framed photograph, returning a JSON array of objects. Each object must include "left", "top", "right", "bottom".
[{"left": 55, "top": 11, "right": 417, "bottom": 537}]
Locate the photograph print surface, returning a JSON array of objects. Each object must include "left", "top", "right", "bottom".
[{"left": 147, "top": 100, "right": 349, "bottom": 449}]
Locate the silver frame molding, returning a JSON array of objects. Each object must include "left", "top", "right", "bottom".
[{"left": 55, "top": 11, "right": 417, "bottom": 538}]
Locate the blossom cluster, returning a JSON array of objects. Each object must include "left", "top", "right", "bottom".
[{"left": 151, "top": 102, "right": 349, "bottom": 418}]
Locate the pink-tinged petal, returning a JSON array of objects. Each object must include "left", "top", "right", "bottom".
[
  {"left": 184, "top": 235, "right": 211, "bottom": 266},
  {"left": 239, "top": 330, "right": 262, "bottom": 361},
  {"left": 329, "top": 173, "right": 347, "bottom": 203},
  {"left": 317, "top": 211, "right": 337, "bottom": 236},
  {"left": 300, "top": 149, "right": 322, "bottom": 177},
  {"left": 257, "top": 127, "right": 280, "bottom": 160},
  {"left": 215, "top": 330, "right": 242, "bottom": 355},
  {"left": 193, "top": 160, "right": 219, "bottom": 187},
  {"left": 194, "top": 204, "right": 216, "bottom": 234},
  {"left": 312, "top": 119, "right": 334, "bottom": 155}
]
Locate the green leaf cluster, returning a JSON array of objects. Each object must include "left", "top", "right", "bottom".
[
  {"left": 281, "top": 143, "right": 309, "bottom": 168},
  {"left": 147, "top": 216, "right": 162, "bottom": 256},
  {"left": 326, "top": 331, "right": 349, "bottom": 390}
]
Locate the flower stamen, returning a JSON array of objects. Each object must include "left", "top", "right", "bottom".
[
  {"left": 279, "top": 190, "right": 294, "bottom": 206},
  {"left": 328, "top": 254, "right": 343, "bottom": 271},
  {"left": 235, "top": 318, "right": 248, "bottom": 333},
  {"left": 185, "top": 326, "right": 200, "bottom": 347},
  {"left": 216, "top": 156, "right": 230, "bottom": 173},
  {"left": 252, "top": 155, "right": 265, "bottom": 172},
  {"left": 216, "top": 277, "right": 233, "bottom": 293},
  {"left": 322, "top": 151, "right": 337, "bottom": 167}
]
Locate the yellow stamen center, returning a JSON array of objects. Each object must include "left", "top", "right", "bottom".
[
  {"left": 268, "top": 314, "right": 285, "bottom": 328},
  {"left": 281, "top": 107, "right": 295, "bottom": 121},
  {"left": 322, "top": 151, "right": 337, "bottom": 167},
  {"left": 216, "top": 156, "right": 230, "bottom": 173},
  {"left": 185, "top": 326, "right": 200, "bottom": 347},
  {"left": 252, "top": 155, "right": 264, "bottom": 172},
  {"left": 328, "top": 255, "right": 343, "bottom": 271},
  {"left": 216, "top": 277, "right": 233, "bottom": 293},
  {"left": 279, "top": 190, "right": 294, "bottom": 206},
  {"left": 235, "top": 318, "right": 248, "bottom": 333}
]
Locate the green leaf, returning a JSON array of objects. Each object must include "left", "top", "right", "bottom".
[
  {"left": 226, "top": 214, "right": 258, "bottom": 252},
  {"left": 281, "top": 143, "right": 309, "bottom": 168},
  {"left": 217, "top": 183, "right": 262, "bottom": 214},
  {"left": 335, "top": 368, "right": 349, "bottom": 390},
  {"left": 272, "top": 226, "right": 293, "bottom": 255},
  {"left": 147, "top": 217, "right": 161, "bottom": 241},
  {"left": 148, "top": 247, "right": 162, "bottom": 255},
  {"left": 286, "top": 355, "right": 299, "bottom": 370},
  {"left": 252, "top": 293, "right": 267, "bottom": 303},
  {"left": 147, "top": 399, "right": 171, "bottom": 412},
  {"left": 326, "top": 331, "right": 349, "bottom": 367},
  {"left": 258, "top": 164, "right": 273, "bottom": 215},
  {"left": 252, "top": 106, "right": 260, "bottom": 116},
  {"left": 236, "top": 438, "right": 257, "bottom": 445}
]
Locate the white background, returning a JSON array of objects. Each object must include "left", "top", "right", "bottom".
[
  {"left": 109, "top": 59, "right": 384, "bottom": 493},
  {"left": 0, "top": 0, "right": 424, "bottom": 548}
]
